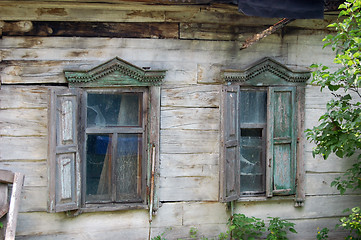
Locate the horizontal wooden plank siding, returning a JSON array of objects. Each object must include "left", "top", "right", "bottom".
[
  {"left": 0, "top": 108, "right": 47, "bottom": 136},
  {"left": 0, "top": 5, "right": 360, "bottom": 239},
  {"left": 2, "top": 21, "right": 179, "bottom": 39}
]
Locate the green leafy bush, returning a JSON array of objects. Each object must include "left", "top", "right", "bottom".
[
  {"left": 316, "top": 227, "right": 329, "bottom": 240},
  {"left": 306, "top": 0, "right": 361, "bottom": 193},
  {"left": 339, "top": 207, "right": 361, "bottom": 239},
  {"left": 266, "top": 217, "right": 297, "bottom": 240},
  {"left": 228, "top": 213, "right": 266, "bottom": 240}
]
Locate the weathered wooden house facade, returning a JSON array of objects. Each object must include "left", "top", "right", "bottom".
[{"left": 0, "top": 0, "right": 360, "bottom": 239}]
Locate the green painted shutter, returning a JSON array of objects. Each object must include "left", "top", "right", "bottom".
[
  {"left": 267, "top": 87, "right": 297, "bottom": 196},
  {"left": 220, "top": 85, "right": 240, "bottom": 202},
  {"left": 48, "top": 88, "right": 82, "bottom": 212}
]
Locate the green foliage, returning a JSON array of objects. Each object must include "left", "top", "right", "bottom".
[
  {"left": 228, "top": 213, "right": 266, "bottom": 240},
  {"left": 306, "top": 0, "right": 361, "bottom": 194},
  {"left": 152, "top": 231, "right": 167, "bottom": 240},
  {"left": 266, "top": 217, "right": 297, "bottom": 240},
  {"left": 331, "top": 162, "right": 361, "bottom": 194},
  {"left": 151, "top": 215, "right": 297, "bottom": 240},
  {"left": 338, "top": 207, "right": 361, "bottom": 239},
  {"left": 217, "top": 231, "right": 230, "bottom": 240},
  {"left": 189, "top": 227, "right": 198, "bottom": 239},
  {"left": 316, "top": 227, "right": 329, "bottom": 240}
]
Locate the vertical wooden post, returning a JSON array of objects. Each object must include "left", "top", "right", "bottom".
[{"left": 5, "top": 172, "right": 24, "bottom": 240}]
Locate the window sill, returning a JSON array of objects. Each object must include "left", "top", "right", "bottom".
[
  {"left": 237, "top": 195, "right": 295, "bottom": 203},
  {"left": 80, "top": 203, "right": 148, "bottom": 213}
]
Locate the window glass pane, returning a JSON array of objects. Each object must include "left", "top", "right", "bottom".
[
  {"left": 239, "top": 90, "right": 267, "bottom": 124},
  {"left": 239, "top": 90, "right": 267, "bottom": 195},
  {"left": 240, "top": 129, "right": 265, "bottom": 193},
  {"left": 87, "top": 93, "right": 141, "bottom": 127},
  {"left": 86, "top": 134, "right": 112, "bottom": 202},
  {"left": 115, "top": 134, "right": 142, "bottom": 202}
]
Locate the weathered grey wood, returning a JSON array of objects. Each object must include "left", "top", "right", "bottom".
[
  {"left": 15, "top": 228, "right": 151, "bottom": 240},
  {"left": 295, "top": 86, "right": 306, "bottom": 206},
  {"left": 15, "top": 210, "right": 150, "bottom": 236},
  {"left": 234, "top": 195, "right": 361, "bottom": 219},
  {"left": 161, "top": 85, "right": 220, "bottom": 108},
  {"left": 0, "top": 170, "right": 14, "bottom": 184},
  {"left": 48, "top": 87, "right": 81, "bottom": 212},
  {"left": 159, "top": 175, "right": 219, "bottom": 201},
  {"left": 12, "top": 195, "right": 361, "bottom": 239},
  {"left": 220, "top": 85, "right": 240, "bottom": 202},
  {"left": 0, "top": 86, "right": 48, "bottom": 109},
  {"left": 0, "top": 2, "right": 337, "bottom": 29},
  {"left": 305, "top": 151, "right": 358, "bottom": 173},
  {"left": 182, "top": 202, "right": 228, "bottom": 225},
  {"left": 0, "top": 108, "right": 47, "bottom": 137},
  {"left": 160, "top": 153, "right": 218, "bottom": 167},
  {"left": 151, "top": 224, "right": 228, "bottom": 240},
  {"left": 0, "top": 162, "right": 47, "bottom": 187},
  {"left": 5, "top": 172, "right": 25, "bottom": 240},
  {"left": 180, "top": 23, "right": 263, "bottom": 41},
  {"left": 289, "top": 217, "right": 350, "bottom": 240},
  {"left": 0, "top": 184, "right": 9, "bottom": 218},
  {"left": 161, "top": 107, "right": 219, "bottom": 130},
  {"left": 160, "top": 163, "right": 217, "bottom": 178},
  {"left": 0, "top": 3, "right": 357, "bottom": 239},
  {"left": 149, "top": 86, "right": 161, "bottom": 212},
  {"left": 19, "top": 187, "right": 48, "bottom": 212},
  {"left": 2, "top": 21, "right": 179, "bottom": 39},
  {"left": 0, "top": 137, "right": 47, "bottom": 160},
  {"left": 160, "top": 130, "right": 219, "bottom": 154},
  {"left": 304, "top": 173, "right": 361, "bottom": 196},
  {"left": 0, "top": 34, "right": 319, "bottom": 52}
]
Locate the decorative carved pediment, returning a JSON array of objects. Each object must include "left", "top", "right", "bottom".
[
  {"left": 65, "top": 57, "right": 166, "bottom": 87},
  {"left": 221, "top": 57, "right": 310, "bottom": 86}
]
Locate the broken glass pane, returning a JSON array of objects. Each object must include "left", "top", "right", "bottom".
[{"left": 87, "top": 93, "right": 141, "bottom": 127}]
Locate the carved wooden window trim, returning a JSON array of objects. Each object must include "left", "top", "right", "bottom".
[
  {"left": 48, "top": 57, "right": 165, "bottom": 213},
  {"left": 220, "top": 58, "right": 310, "bottom": 207}
]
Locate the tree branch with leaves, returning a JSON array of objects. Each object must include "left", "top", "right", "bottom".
[{"left": 306, "top": 0, "right": 361, "bottom": 195}]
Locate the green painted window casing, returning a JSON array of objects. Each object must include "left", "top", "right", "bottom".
[
  {"left": 64, "top": 57, "right": 166, "bottom": 88},
  {"left": 220, "top": 58, "right": 309, "bottom": 207}
]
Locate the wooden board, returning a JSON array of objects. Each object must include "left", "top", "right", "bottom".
[
  {"left": 161, "top": 107, "right": 219, "bottom": 130},
  {"left": 0, "top": 108, "right": 47, "bottom": 137},
  {"left": 0, "top": 2, "right": 337, "bottom": 29},
  {"left": 0, "top": 137, "right": 47, "bottom": 161},
  {"left": 0, "top": 162, "right": 47, "bottom": 187},
  {"left": 2, "top": 22, "right": 178, "bottom": 39},
  {"left": 0, "top": 86, "right": 48, "bottom": 109},
  {"left": 19, "top": 187, "right": 48, "bottom": 213},
  {"left": 160, "top": 129, "right": 219, "bottom": 154},
  {"left": 234, "top": 195, "right": 361, "bottom": 219},
  {"left": 161, "top": 85, "right": 220, "bottom": 108},
  {"left": 160, "top": 153, "right": 218, "bottom": 166},
  {"left": 159, "top": 176, "right": 219, "bottom": 201},
  {"left": 0, "top": 184, "right": 9, "bottom": 218}
]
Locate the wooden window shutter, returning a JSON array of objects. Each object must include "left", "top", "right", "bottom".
[
  {"left": 220, "top": 85, "right": 240, "bottom": 202},
  {"left": 48, "top": 88, "right": 82, "bottom": 212},
  {"left": 266, "top": 87, "right": 297, "bottom": 197}
]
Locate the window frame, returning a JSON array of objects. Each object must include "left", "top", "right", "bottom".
[
  {"left": 48, "top": 57, "right": 165, "bottom": 213},
  {"left": 81, "top": 87, "right": 149, "bottom": 209},
  {"left": 220, "top": 58, "right": 309, "bottom": 207}
]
